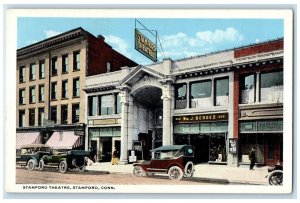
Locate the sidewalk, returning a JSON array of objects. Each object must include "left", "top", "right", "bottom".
[{"left": 86, "top": 162, "right": 269, "bottom": 185}]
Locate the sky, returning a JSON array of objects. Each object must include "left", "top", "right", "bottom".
[{"left": 17, "top": 18, "right": 283, "bottom": 65}]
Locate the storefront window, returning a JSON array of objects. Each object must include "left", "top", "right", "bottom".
[
  {"left": 215, "top": 78, "right": 229, "bottom": 106},
  {"left": 175, "top": 84, "right": 187, "bottom": 109},
  {"left": 88, "top": 96, "right": 98, "bottom": 116},
  {"left": 100, "top": 95, "right": 114, "bottom": 115},
  {"left": 239, "top": 134, "right": 264, "bottom": 164},
  {"left": 209, "top": 134, "right": 226, "bottom": 162},
  {"left": 116, "top": 93, "right": 122, "bottom": 114},
  {"left": 190, "top": 80, "right": 212, "bottom": 108},
  {"left": 240, "top": 74, "right": 255, "bottom": 104},
  {"left": 260, "top": 71, "right": 283, "bottom": 103}
]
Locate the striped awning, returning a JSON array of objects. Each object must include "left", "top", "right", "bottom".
[
  {"left": 46, "top": 131, "right": 81, "bottom": 149},
  {"left": 16, "top": 132, "right": 40, "bottom": 149}
]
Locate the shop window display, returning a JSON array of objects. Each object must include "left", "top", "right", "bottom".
[{"left": 209, "top": 134, "right": 226, "bottom": 162}]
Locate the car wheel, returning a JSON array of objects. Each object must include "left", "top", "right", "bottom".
[
  {"left": 38, "top": 159, "right": 45, "bottom": 171},
  {"left": 168, "top": 166, "right": 183, "bottom": 181},
  {"left": 184, "top": 161, "right": 194, "bottom": 178},
  {"left": 133, "top": 165, "right": 144, "bottom": 177},
  {"left": 59, "top": 160, "right": 68, "bottom": 173},
  {"left": 27, "top": 159, "right": 36, "bottom": 171},
  {"left": 79, "top": 165, "right": 86, "bottom": 173},
  {"left": 269, "top": 170, "right": 283, "bottom": 185}
]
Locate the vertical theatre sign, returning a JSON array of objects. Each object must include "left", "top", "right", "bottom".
[{"left": 135, "top": 29, "right": 157, "bottom": 62}]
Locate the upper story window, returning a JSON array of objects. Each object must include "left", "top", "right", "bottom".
[
  {"left": 240, "top": 74, "right": 255, "bottom": 104},
  {"left": 29, "top": 108, "right": 35, "bottom": 126},
  {"left": 116, "top": 93, "right": 122, "bottom": 114},
  {"left": 19, "top": 66, "right": 26, "bottom": 83},
  {"left": 19, "top": 88, "right": 26, "bottom": 105},
  {"left": 73, "top": 78, "right": 80, "bottom": 97},
  {"left": 107, "top": 62, "right": 111, "bottom": 73},
  {"left": 175, "top": 84, "right": 187, "bottom": 109},
  {"left": 19, "top": 110, "right": 26, "bottom": 127},
  {"left": 88, "top": 96, "right": 98, "bottom": 116},
  {"left": 62, "top": 80, "right": 68, "bottom": 99},
  {"left": 51, "top": 82, "right": 58, "bottom": 100},
  {"left": 51, "top": 57, "right": 58, "bottom": 76},
  {"left": 29, "top": 86, "right": 36, "bottom": 104},
  {"left": 72, "top": 103, "right": 80, "bottom": 123},
  {"left": 39, "top": 60, "right": 45, "bottom": 79},
  {"left": 215, "top": 77, "right": 229, "bottom": 106},
  {"left": 61, "top": 105, "right": 68, "bottom": 124},
  {"left": 62, "top": 54, "right": 69, "bottom": 73},
  {"left": 38, "top": 108, "right": 44, "bottom": 126},
  {"left": 39, "top": 84, "right": 45, "bottom": 102},
  {"left": 29, "top": 63, "right": 36, "bottom": 81},
  {"left": 260, "top": 71, "right": 283, "bottom": 103},
  {"left": 190, "top": 80, "right": 212, "bottom": 109},
  {"left": 73, "top": 51, "right": 80, "bottom": 71},
  {"left": 99, "top": 95, "right": 114, "bottom": 115}
]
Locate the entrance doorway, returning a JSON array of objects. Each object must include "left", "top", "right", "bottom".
[{"left": 101, "top": 137, "right": 112, "bottom": 162}]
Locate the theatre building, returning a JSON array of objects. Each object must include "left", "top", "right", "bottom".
[
  {"left": 16, "top": 27, "right": 137, "bottom": 152},
  {"left": 85, "top": 38, "right": 284, "bottom": 166}
]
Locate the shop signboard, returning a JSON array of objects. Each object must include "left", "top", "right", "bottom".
[
  {"left": 174, "top": 112, "right": 228, "bottom": 123},
  {"left": 229, "top": 138, "right": 238, "bottom": 154},
  {"left": 135, "top": 29, "right": 157, "bottom": 62}
]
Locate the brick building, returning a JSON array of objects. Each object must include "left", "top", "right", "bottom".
[{"left": 16, "top": 27, "right": 137, "bottom": 152}]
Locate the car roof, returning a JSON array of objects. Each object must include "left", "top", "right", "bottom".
[
  {"left": 150, "top": 145, "right": 190, "bottom": 152},
  {"left": 20, "top": 144, "right": 51, "bottom": 148}
]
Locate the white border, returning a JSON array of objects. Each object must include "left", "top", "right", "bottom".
[{"left": 4, "top": 8, "right": 293, "bottom": 194}]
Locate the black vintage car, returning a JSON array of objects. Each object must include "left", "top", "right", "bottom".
[
  {"left": 40, "top": 150, "right": 90, "bottom": 173},
  {"left": 17, "top": 144, "right": 51, "bottom": 171}
]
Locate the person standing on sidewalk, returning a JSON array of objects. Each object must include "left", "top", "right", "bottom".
[
  {"left": 249, "top": 147, "right": 256, "bottom": 170},
  {"left": 111, "top": 148, "right": 119, "bottom": 165}
]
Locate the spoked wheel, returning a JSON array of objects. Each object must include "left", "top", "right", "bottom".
[
  {"left": 133, "top": 165, "right": 144, "bottom": 177},
  {"left": 59, "top": 160, "right": 68, "bottom": 173},
  {"left": 269, "top": 170, "right": 283, "bottom": 185},
  {"left": 38, "top": 159, "right": 45, "bottom": 171},
  {"left": 184, "top": 161, "right": 194, "bottom": 178},
  {"left": 27, "top": 159, "right": 36, "bottom": 171},
  {"left": 168, "top": 166, "right": 183, "bottom": 181}
]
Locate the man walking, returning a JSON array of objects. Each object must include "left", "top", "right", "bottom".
[{"left": 249, "top": 147, "right": 256, "bottom": 170}]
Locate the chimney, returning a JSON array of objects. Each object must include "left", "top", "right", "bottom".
[{"left": 97, "top": 35, "right": 105, "bottom": 42}]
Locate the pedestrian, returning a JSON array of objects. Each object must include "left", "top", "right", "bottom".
[
  {"left": 249, "top": 147, "right": 256, "bottom": 170},
  {"left": 111, "top": 148, "right": 119, "bottom": 165}
]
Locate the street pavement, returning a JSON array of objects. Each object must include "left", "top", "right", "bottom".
[{"left": 86, "top": 162, "right": 269, "bottom": 185}]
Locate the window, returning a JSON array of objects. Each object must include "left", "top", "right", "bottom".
[
  {"left": 116, "top": 93, "right": 122, "bottom": 114},
  {"left": 175, "top": 84, "right": 187, "bottom": 109},
  {"left": 72, "top": 103, "right": 80, "bottom": 123},
  {"left": 29, "top": 86, "right": 36, "bottom": 103},
  {"left": 62, "top": 54, "right": 69, "bottom": 73},
  {"left": 99, "top": 95, "right": 114, "bottom": 115},
  {"left": 19, "top": 89, "right": 26, "bottom": 105},
  {"left": 240, "top": 74, "right": 255, "bottom": 104},
  {"left": 29, "top": 109, "right": 35, "bottom": 126},
  {"left": 51, "top": 82, "right": 58, "bottom": 100},
  {"left": 107, "top": 62, "right": 111, "bottom": 73},
  {"left": 51, "top": 57, "right": 58, "bottom": 75},
  {"left": 190, "top": 80, "right": 212, "bottom": 108},
  {"left": 215, "top": 78, "right": 229, "bottom": 106},
  {"left": 61, "top": 105, "right": 68, "bottom": 124},
  {"left": 62, "top": 80, "right": 68, "bottom": 99},
  {"left": 38, "top": 85, "right": 45, "bottom": 102},
  {"left": 19, "top": 110, "right": 26, "bottom": 127},
  {"left": 19, "top": 66, "right": 25, "bottom": 83},
  {"left": 88, "top": 96, "right": 97, "bottom": 116},
  {"left": 38, "top": 108, "right": 44, "bottom": 126},
  {"left": 50, "top": 106, "right": 57, "bottom": 123},
  {"left": 73, "top": 51, "right": 80, "bottom": 71},
  {"left": 39, "top": 60, "right": 45, "bottom": 79},
  {"left": 260, "top": 71, "right": 283, "bottom": 103},
  {"left": 73, "top": 78, "right": 80, "bottom": 97},
  {"left": 29, "top": 63, "right": 36, "bottom": 81}
]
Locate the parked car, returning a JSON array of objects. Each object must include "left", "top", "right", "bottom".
[
  {"left": 39, "top": 150, "right": 90, "bottom": 173},
  {"left": 17, "top": 144, "right": 51, "bottom": 171},
  {"left": 133, "top": 145, "right": 195, "bottom": 180}
]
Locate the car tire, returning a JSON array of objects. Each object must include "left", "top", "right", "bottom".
[
  {"left": 268, "top": 170, "right": 283, "bottom": 185},
  {"left": 184, "top": 161, "right": 194, "bottom": 178},
  {"left": 59, "top": 160, "right": 68, "bottom": 173},
  {"left": 168, "top": 166, "right": 183, "bottom": 181},
  {"left": 27, "top": 159, "right": 36, "bottom": 171},
  {"left": 38, "top": 159, "right": 45, "bottom": 171},
  {"left": 133, "top": 165, "right": 144, "bottom": 177}
]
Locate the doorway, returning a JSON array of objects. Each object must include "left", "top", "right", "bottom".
[{"left": 101, "top": 137, "right": 112, "bottom": 162}]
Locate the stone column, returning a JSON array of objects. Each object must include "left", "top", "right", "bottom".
[
  {"left": 127, "top": 95, "right": 134, "bottom": 151},
  {"left": 119, "top": 86, "right": 130, "bottom": 164}
]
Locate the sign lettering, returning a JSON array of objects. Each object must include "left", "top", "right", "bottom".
[
  {"left": 173, "top": 113, "right": 228, "bottom": 123},
  {"left": 135, "top": 29, "right": 157, "bottom": 62}
]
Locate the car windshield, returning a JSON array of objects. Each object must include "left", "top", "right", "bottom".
[{"left": 155, "top": 149, "right": 184, "bottom": 159}]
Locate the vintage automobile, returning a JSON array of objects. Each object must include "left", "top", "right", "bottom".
[
  {"left": 133, "top": 145, "right": 195, "bottom": 180},
  {"left": 39, "top": 150, "right": 90, "bottom": 173},
  {"left": 17, "top": 144, "right": 51, "bottom": 171}
]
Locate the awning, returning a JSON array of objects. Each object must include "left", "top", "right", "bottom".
[
  {"left": 16, "top": 132, "right": 40, "bottom": 149},
  {"left": 46, "top": 131, "right": 82, "bottom": 149}
]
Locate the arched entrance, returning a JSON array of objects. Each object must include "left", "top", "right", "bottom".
[{"left": 131, "top": 86, "right": 163, "bottom": 160}]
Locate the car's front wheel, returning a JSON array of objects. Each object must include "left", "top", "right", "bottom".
[
  {"left": 168, "top": 166, "right": 183, "bottom": 181},
  {"left": 58, "top": 160, "right": 68, "bottom": 173},
  {"left": 184, "top": 161, "right": 194, "bottom": 178},
  {"left": 133, "top": 165, "right": 144, "bottom": 177},
  {"left": 38, "top": 159, "right": 45, "bottom": 171},
  {"left": 27, "top": 159, "right": 36, "bottom": 171}
]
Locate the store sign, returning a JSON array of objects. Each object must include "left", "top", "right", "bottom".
[
  {"left": 228, "top": 138, "right": 238, "bottom": 154},
  {"left": 135, "top": 29, "right": 157, "bottom": 62},
  {"left": 174, "top": 113, "right": 228, "bottom": 123},
  {"left": 93, "top": 119, "right": 117, "bottom": 125}
]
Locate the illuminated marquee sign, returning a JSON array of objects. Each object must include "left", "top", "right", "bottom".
[
  {"left": 173, "top": 113, "right": 228, "bottom": 123},
  {"left": 135, "top": 29, "right": 157, "bottom": 62}
]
